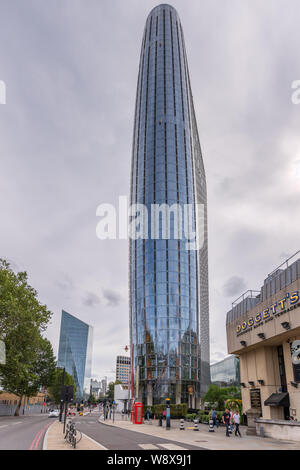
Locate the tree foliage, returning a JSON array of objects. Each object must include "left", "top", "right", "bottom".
[
  {"left": 88, "top": 394, "right": 97, "bottom": 405},
  {"left": 0, "top": 260, "right": 56, "bottom": 415},
  {"left": 203, "top": 384, "right": 241, "bottom": 410},
  {"left": 47, "top": 367, "right": 76, "bottom": 405}
]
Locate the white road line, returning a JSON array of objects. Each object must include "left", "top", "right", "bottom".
[
  {"left": 0, "top": 425, "right": 8, "bottom": 429},
  {"left": 12, "top": 421, "right": 22, "bottom": 425},
  {"left": 80, "top": 432, "right": 107, "bottom": 449},
  {"left": 158, "top": 443, "right": 188, "bottom": 450},
  {"left": 139, "top": 444, "right": 160, "bottom": 450}
]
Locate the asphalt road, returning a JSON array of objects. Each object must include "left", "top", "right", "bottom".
[
  {"left": 0, "top": 414, "right": 52, "bottom": 450},
  {"left": 73, "top": 413, "right": 205, "bottom": 450}
]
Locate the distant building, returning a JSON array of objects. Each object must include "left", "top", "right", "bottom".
[
  {"left": 129, "top": 4, "right": 210, "bottom": 407},
  {"left": 100, "top": 377, "right": 108, "bottom": 396},
  {"left": 114, "top": 383, "right": 130, "bottom": 412},
  {"left": 58, "top": 310, "right": 93, "bottom": 401},
  {"left": 90, "top": 379, "right": 101, "bottom": 399},
  {"left": 210, "top": 356, "right": 240, "bottom": 388},
  {"left": 116, "top": 356, "right": 131, "bottom": 384},
  {"left": 0, "top": 391, "right": 45, "bottom": 407}
]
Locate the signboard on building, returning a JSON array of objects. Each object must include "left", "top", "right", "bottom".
[
  {"left": 250, "top": 388, "right": 262, "bottom": 409},
  {"left": 235, "top": 291, "right": 300, "bottom": 336},
  {"left": 291, "top": 340, "right": 300, "bottom": 383}
]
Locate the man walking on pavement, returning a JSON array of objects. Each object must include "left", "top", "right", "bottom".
[
  {"left": 222, "top": 408, "right": 232, "bottom": 437},
  {"left": 233, "top": 410, "right": 242, "bottom": 437},
  {"left": 211, "top": 408, "right": 219, "bottom": 428}
]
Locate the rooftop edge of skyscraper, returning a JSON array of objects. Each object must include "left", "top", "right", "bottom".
[{"left": 149, "top": 3, "right": 179, "bottom": 16}]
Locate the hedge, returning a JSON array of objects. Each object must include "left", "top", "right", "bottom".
[
  {"left": 149, "top": 403, "right": 188, "bottom": 418},
  {"left": 186, "top": 413, "right": 197, "bottom": 421}
]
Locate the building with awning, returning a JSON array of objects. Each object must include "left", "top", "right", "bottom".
[
  {"left": 264, "top": 392, "right": 290, "bottom": 407},
  {"left": 226, "top": 251, "right": 300, "bottom": 441}
]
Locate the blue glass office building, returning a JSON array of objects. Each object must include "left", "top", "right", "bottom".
[
  {"left": 58, "top": 310, "right": 93, "bottom": 401},
  {"left": 129, "top": 4, "right": 209, "bottom": 406},
  {"left": 211, "top": 356, "right": 240, "bottom": 388}
]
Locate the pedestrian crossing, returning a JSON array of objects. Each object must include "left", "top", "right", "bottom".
[{"left": 138, "top": 443, "right": 187, "bottom": 450}]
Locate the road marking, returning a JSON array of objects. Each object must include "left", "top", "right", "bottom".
[
  {"left": 29, "top": 422, "right": 52, "bottom": 450},
  {"left": 12, "top": 421, "right": 22, "bottom": 425},
  {"left": 0, "top": 425, "right": 8, "bottom": 429},
  {"left": 158, "top": 443, "right": 188, "bottom": 450},
  {"left": 81, "top": 432, "right": 107, "bottom": 449}
]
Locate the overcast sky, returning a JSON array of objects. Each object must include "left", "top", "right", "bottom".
[{"left": 0, "top": 0, "right": 299, "bottom": 382}]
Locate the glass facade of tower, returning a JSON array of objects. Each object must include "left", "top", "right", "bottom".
[
  {"left": 58, "top": 310, "right": 93, "bottom": 401},
  {"left": 211, "top": 356, "right": 240, "bottom": 388},
  {"left": 129, "top": 4, "right": 209, "bottom": 406}
]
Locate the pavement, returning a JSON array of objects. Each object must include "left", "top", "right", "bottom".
[
  {"left": 98, "top": 414, "right": 300, "bottom": 451},
  {"left": 0, "top": 414, "right": 52, "bottom": 450},
  {"left": 44, "top": 419, "right": 105, "bottom": 450}
]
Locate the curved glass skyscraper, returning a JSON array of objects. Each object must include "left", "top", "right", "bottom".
[{"left": 129, "top": 4, "right": 209, "bottom": 406}]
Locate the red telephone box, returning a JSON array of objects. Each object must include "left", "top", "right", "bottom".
[{"left": 134, "top": 402, "right": 143, "bottom": 424}]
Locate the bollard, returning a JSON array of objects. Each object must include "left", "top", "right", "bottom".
[
  {"left": 209, "top": 419, "right": 215, "bottom": 432},
  {"left": 179, "top": 418, "right": 185, "bottom": 430},
  {"left": 194, "top": 419, "right": 199, "bottom": 431}
]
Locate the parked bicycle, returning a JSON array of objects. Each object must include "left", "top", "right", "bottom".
[{"left": 64, "top": 419, "right": 82, "bottom": 449}]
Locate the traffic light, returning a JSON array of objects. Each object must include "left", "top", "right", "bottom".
[{"left": 60, "top": 385, "right": 74, "bottom": 402}]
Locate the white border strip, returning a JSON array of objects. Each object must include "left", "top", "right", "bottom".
[
  {"left": 42, "top": 419, "right": 58, "bottom": 450},
  {"left": 81, "top": 432, "right": 107, "bottom": 450}
]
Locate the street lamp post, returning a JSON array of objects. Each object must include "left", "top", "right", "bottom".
[
  {"left": 166, "top": 398, "right": 171, "bottom": 430},
  {"left": 59, "top": 367, "right": 65, "bottom": 422}
]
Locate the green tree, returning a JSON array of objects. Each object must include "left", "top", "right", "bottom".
[
  {"left": 47, "top": 368, "right": 76, "bottom": 405},
  {"left": 0, "top": 260, "right": 56, "bottom": 415},
  {"left": 88, "top": 394, "right": 97, "bottom": 405},
  {"left": 203, "top": 384, "right": 241, "bottom": 410}
]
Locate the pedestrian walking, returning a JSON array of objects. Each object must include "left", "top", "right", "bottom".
[
  {"left": 211, "top": 408, "right": 219, "bottom": 428},
  {"left": 229, "top": 410, "right": 234, "bottom": 433},
  {"left": 233, "top": 410, "right": 242, "bottom": 437},
  {"left": 222, "top": 408, "right": 232, "bottom": 437},
  {"left": 145, "top": 409, "right": 151, "bottom": 422}
]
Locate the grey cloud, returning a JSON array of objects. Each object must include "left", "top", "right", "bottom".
[
  {"left": 102, "top": 288, "right": 122, "bottom": 307},
  {"left": 223, "top": 276, "right": 246, "bottom": 298},
  {"left": 0, "top": 0, "right": 299, "bottom": 379},
  {"left": 55, "top": 275, "right": 74, "bottom": 291},
  {"left": 210, "top": 351, "right": 228, "bottom": 363},
  {"left": 83, "top": 291, "right": 101, "bottom": 307}
]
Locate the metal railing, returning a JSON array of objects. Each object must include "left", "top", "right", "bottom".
[{"left": 0, "top": 403, "right": 46, "bottom": 416}]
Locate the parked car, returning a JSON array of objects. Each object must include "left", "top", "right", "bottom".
[{"left": 48, "top": 409, "right": 60, "bottom": 418}]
